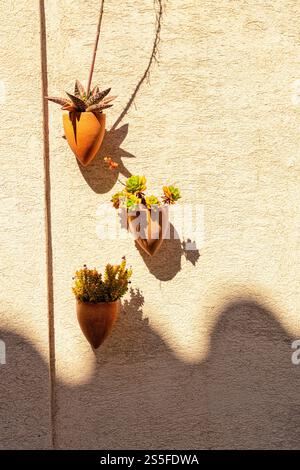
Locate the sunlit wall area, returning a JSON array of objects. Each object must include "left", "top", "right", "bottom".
[{"left": 0, "top": 0, "right": 300, "bottom": 449}]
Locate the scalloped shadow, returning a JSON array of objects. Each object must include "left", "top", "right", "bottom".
[{"left": 2, "top": 293, "right": 300, "bottom": 449}]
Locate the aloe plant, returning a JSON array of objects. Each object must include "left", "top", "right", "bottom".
[
  {"left": 47, "top": 80, "right": 116, "bottom": 114},
  {"left": 46, "top": 1, "right": 116, "bottom": 115}
]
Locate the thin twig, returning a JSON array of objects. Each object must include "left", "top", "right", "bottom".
[
  {"left": 111, "top": 0, "right": 163, "bottom": 130},
  {"left": 118, "top": 177, "right": 126, "bottom": 186},
  {"left": 86, "top": 0, "right": 105, "bottom": 96}
]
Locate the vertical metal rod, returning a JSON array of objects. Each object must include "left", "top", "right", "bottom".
[{"left": 39, "top": 0, "right": 56, "bottom": 450}]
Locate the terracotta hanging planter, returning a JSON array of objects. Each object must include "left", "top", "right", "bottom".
[
  {"left": 111, "top": 175, "right": 181, "bottom": 257},
  {"left": 127, "top": 206, "right": 170, "bottom": 256},
  {"left": 46, "top": 1, "right": 117, "bottom": 166},
  {"left": 76, "top": 300, "right": 119, "bottom": 349},
  {"left": 72, "top": 259, "right": 132, "bottom": 349},
  {"left": 46, "top": 82, "right": 116, "bottom": 166},
  {"left": 63, "top": 111, "right": 106, "bottom": 166}
]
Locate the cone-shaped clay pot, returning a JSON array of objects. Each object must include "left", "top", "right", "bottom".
[
  {"left": 63, "top": 111, "right": 106, "bottom": 166},
  {"left": 127, "top": 206, "right": 169, "bottom": 256},
  {"left": 76, "top": 300, "right": 119, "bottom": 349}
]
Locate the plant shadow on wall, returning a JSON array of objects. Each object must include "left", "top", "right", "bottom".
[
  {"left": 76, "top": 123, "right": 134, "bottom": 193},
  {"left": 135, "top": 228, "right": 201, "bottom": 281},
  {"left": 77, "top": 0, "right": 164, "bottom": 194},
  {"left": 3, "top": 292, "right": 300, "bottom": 449}
]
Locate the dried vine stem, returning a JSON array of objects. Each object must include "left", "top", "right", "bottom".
[
  {"left": 86, "top": 0, "right": 105, "bottom": 97},
  {"left": 111, "top": 0, "right": 164, "bottom": 130}
]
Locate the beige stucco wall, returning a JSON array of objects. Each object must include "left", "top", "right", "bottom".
[
  {"left": 1, "top": 0, "right": 300, "bottom": 449},
  {"left": 0, "top": 0, "right": 51, "bottom": 448}
]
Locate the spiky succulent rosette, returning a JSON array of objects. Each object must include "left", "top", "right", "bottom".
[{"left": 46, "top": 79, "right": 116, "bottom": 114}]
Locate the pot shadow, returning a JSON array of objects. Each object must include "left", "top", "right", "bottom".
[
  {"left": 181, "top": 239, "right": 201, "bottom": 266},
  {"left": 76, "top": 0, "right": 164, "bottom": 193},
  {"left": 93, "top": 288, "right": 168, "bottom": 364},
  {"left": 76, "top": 124, "right": 134, "bottom": 194},
  {"left": 134, "top": 225, "right": 201, "bottom": 281},
  {"left": 2, "top": 291, "right": 300, "bottom": 449}
]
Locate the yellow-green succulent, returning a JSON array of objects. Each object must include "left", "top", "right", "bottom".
[
  {"left": 126, "top": 175, "right": 147, "bottom": 194},
  {"left": 111, "top": 176, "right": 181, "bottom": 211},
  {"left": 72, "top": 259, "right": 132, "bottom": 303},
  {"left": 145, "top": 195, "right": 160, "bottom": 209},
  {"left": 162, "top": 185, "right": 181, "bottom": 204}
]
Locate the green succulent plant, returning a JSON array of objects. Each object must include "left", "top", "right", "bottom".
[
  {"left": 46, "top": 79, "right": 116, "bottom": 114},
  {"left": 111, "top": 192, "right": 141, "bottom": 210},
  {"left": 72, "top": 259, "right": 132, "bottom": 303},
  {"left": 111, "top": 176, "right": 181, "bottom": 211},
  {"left": 111, "top": 192, "right": 126, "bottom": 209},
  {"left": 145, "top": 195, "right": 160, "bottom": 209},
  {"left": 126, "top": 175, "right": 147, "bottom": 194},
  {"left": 162, "top": 185, "right": 181, "bottom": 204},
  {"left": 124, "top": 194, "right": 142, "bottom": 210}
]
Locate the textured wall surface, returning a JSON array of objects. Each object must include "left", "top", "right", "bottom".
[
  {"left": 0, "top": 1, "right": 51, "bottom": 449},
  {"left": 0, "top": 0, "right": 300, "bottom": 449}
]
